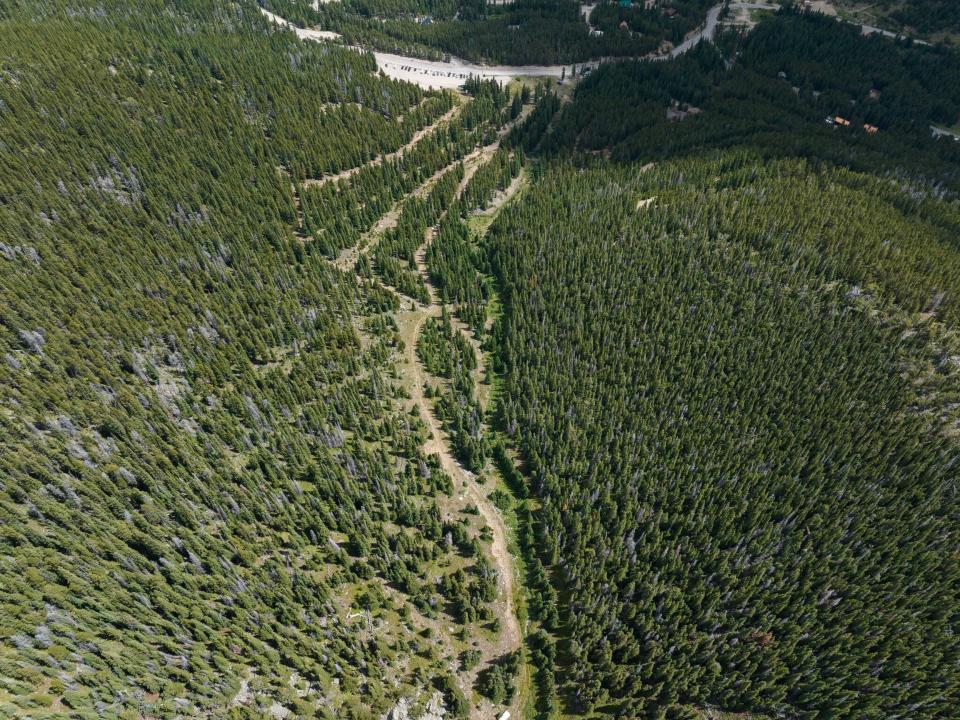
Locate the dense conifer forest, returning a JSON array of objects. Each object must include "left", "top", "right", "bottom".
[
  {"left": 549, "top": 11, "right": 960, "bottom": 189},
  {"left": 0, "top": 0, "right": 527, "bottom": 717},
  {"left": 487, "top": 152, "right": 960, "bottom": 717},
  {"left": 474, "top": 15, "right": 960, "bottom": 719},
  {"left": 890, "top": 1, "right": 960, "bottom": 35},
  {"left": 833, "top": 0, "right": 960, "bottom": 38},
  {"left": 3, "top": 0, "right": 960, "bottom": 719}
]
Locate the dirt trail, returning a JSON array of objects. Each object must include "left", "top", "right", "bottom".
[
  {"left": 333, "top": 153, "right": 470, "bottom": 274},
  {"left": 395, "top": 279, "right": 521, "bottom": 720},
  {"left": 324, "top": 101, "right": 528, "bottom": 717},
  {"left": 336, "top": 104, "right": 526, "bottom": 275},
  {"left": 302, "top": 103, "right": 462, "bottom": 189},
  {"left": 395, "top": 119, "right": 527, "bottom": 719}
]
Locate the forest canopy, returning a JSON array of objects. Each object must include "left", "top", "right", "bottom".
[
  {"left": 548, "top": 10, "right": 960, "bottom": 190},
  {"left": 0, "top": 0, "right": 519, "bottom": 717},
  {"left": 3, "top": 0, "right": 960, "bottom": 719},
  {"left": 260, "top": 0, "right": 716, "bottom": 64},
  {"left": 487, "top": 152, "right": 960, "bottom": 718}
]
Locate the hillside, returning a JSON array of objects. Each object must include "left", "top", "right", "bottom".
[
  {"left": 478, "top": 24, "right": 960, "bottom": 716},
  {"left": 548, "top": 10, "right": 960, "bottom": 190},
  {"left": 487, "top": 152, "right": 960, "bottom": 718},
  {"left": 2, "top": 0, "right": 960, "bottom": 719},
  {"left": 0, "top": 1, "right": 532, "bottom": 717},
  {"left": 830, "top": 0, "right": 960, "bottom": 42}
]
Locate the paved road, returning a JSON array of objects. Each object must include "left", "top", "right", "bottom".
[
  {"left": 372, "top": 50, "right": 580, "bottom": 89},
  {"left": 664, "top": 2, "right": 726, "bottom": 59},
  {"left": 662, "top": 2, "right": 779, "bottom": 59},
  {"left": 260, "top": 2, "right": 929, "bottom": 89},
  {"left": 363, "top": 2, "right": 778, "bottom": 85},
  {"left": 258, "top": 8, "right": 580, "bottom": 87},
  {"left": 860, "top": 22, "right": 930, "bottom": 45},
  {"left": 931, "top": 125, "right": 960, "bottom": 141}
]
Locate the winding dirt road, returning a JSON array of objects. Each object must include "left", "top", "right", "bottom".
[
  {"left": 302, "top": 102, "right": 462, "bottom": 188},
  {"left": 393, "top": 169, "right": 524, "bottom": 717},
  {"left": 332, "top": 105, "right": 527, "bottom": 716}
]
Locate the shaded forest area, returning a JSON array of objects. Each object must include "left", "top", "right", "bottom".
[
  {"left": 834, "top": 0, "right": 960, "bottom": 38},
  {"left": 548, "top": 10, "right": 960, "bottom": 191},
  {"left": 889, "top": 0, "right": 960, "bottom": 35}
]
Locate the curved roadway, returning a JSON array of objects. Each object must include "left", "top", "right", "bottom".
[
  {"left": 259, "top": 2, "right": 780, "bottom": 89},
  {"left": 260, "top": 2, "right": 928, "bottom": 89}
]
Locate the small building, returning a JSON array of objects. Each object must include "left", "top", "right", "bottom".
[
  {"left": 590, "top": 28, "right": 604, "bottom": 37},
  {"left": 863, "top": 123, "right": 879, "bottom": 134},
  {"left": 834, "top": 116, "right": 851, "bottom": 127},
  {"left": 498, "top": 713, "right": 511, "bottom": 720}
]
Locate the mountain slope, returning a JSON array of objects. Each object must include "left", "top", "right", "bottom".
[
  {"left": 488, "top": 152, "right": 960, "bottom": 718},
  {"left": 0, "top": 1, "right": 516, "bottom": 717}
]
